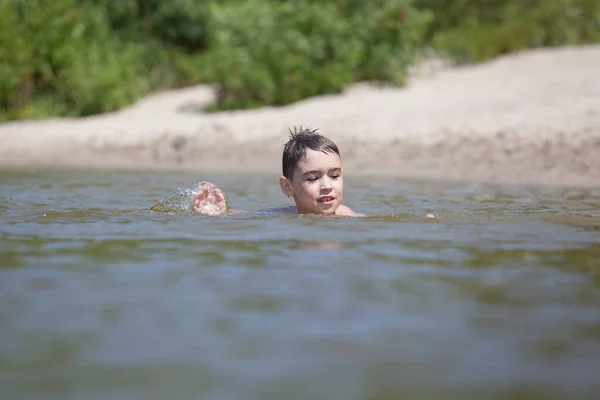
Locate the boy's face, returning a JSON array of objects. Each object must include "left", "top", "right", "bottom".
[{"left": 280, "top": 149, "right": 344, "bottom": 215}]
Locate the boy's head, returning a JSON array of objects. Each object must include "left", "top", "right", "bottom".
[{"left": 279, "top": 127, "right": 344, "bottom": 215}]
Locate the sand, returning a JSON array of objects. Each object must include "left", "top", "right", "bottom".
[{"left": 1, "top": 44, "right": 599, "bottom": 187}]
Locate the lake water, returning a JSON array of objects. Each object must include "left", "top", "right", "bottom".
[{"left": 1, "top": 168, "right": 599, "bottom": 400}]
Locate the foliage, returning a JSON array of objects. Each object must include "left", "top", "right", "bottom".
[
  {"left": 1, "top": 0, "right": 599, "bottom": 120},
  {"left": 417, "top": 0, "right": 600, "bottom": 63},
  {"left": 0, "top": 0, "right": 145, "bottom": 119},
  {"left": 204, "top": 0, "right": 432, "bottom": 110}
]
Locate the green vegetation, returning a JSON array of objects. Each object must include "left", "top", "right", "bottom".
[
  {"left": 421, "top": 0, "right": 600, "bottom": 63},
  {"left": 1, "top": 0, "right": 598, "bottom": 120}
]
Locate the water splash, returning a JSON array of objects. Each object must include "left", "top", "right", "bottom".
[
  {"left": 150, "top": 188, "right": 195, "bottom": 213},
  {"left": 150, "top": 181, "right": 229, "bottom": 215}
]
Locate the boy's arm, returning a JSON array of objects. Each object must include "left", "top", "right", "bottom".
[
  {"left": 335, "top": 204, "right": 365, "bottom": 217},
  {"left": 188, "top": 182, "right": 364, "bottom": 217}
]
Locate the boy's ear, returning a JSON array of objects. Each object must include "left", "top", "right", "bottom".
[{"left": 279, "top": 176, "right": 293, "bottom": 197}]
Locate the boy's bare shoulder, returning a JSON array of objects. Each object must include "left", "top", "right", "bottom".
[{"left": 335, "top": 204, "right": 365, "bottom": 217}]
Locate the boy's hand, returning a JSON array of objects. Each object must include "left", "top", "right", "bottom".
[{"left": 189, "top": 181, "right": 229, "bottom": 215}]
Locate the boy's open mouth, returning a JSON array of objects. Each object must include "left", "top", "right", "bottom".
[{"left": 318, "top": 196, "right": 335, "bottom": 203}]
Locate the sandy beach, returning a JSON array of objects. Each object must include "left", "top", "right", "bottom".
[{"left": 1, "top": 44, "right": 599, "bottom": 187}]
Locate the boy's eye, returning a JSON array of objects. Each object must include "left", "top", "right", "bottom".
[
  {"left": 330, "top": 174, "right": 340, "bottom": 179},
  {"left": 306, "top": 176, "right": 318, "bottom": 182}
]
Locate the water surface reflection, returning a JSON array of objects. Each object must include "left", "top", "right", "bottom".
[{"left": 0, "top": 169, "right": 599, "bottom": 399}]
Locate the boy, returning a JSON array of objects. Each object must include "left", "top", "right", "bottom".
[{"left": 189, "top": 127, "right": 363, "bottom": 216}]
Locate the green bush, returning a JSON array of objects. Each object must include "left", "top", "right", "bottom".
[
  {"left": 0, "top": 1, "right": 32, "bottom": 113},
  {"left": 1, "top": 0, "right": 599, "bottom": 120},
  {"left": 57, "top": 41, "right": 145, "bottom": 116},
  {"left": 89, "top": 0, "right": 210, "bottom": 51},
  {"left": 417, "top": 0, "right": 600, "bottom": 63},
  {"left": 86, "top": 0, "right": 211, "bottom": 87},
  {"left": 0, "top": 0, "right": 211, "bottom": 121},
  {"left": 0, "top": 0, "right": 148, "bottom": 120},
  {"left": 204, "top": 0, "right": 432, "bottom": 111}
]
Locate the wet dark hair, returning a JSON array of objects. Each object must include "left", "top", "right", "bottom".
[{"left": 282, "top": 126, "right": 340, "bottom": 180}]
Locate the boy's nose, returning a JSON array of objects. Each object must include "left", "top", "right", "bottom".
[{"left": 320, "top": 177, "right": 333, "bottom": 190}]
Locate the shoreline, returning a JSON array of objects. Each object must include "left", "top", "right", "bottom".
[{"left": 1, "top": 45, "right": 599, "bottom": 188}]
